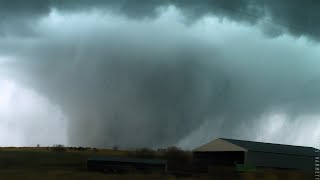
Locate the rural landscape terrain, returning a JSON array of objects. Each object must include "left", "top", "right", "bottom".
[
  {"left": 0, "top": 1, "right": 319, "bottom": 180},
  {"left": 0, "top": 145, "right": 313, "bottom": 180}
]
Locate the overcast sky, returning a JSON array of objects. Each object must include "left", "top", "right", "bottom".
[{"left": 0, "top": 0, "right": 320, "bottom": 148}]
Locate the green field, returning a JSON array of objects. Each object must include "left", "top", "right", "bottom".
[
  {"left": 0, "top": 147, "right": 313, "bottom": 180},
  {"left": 0, "top": 147, "right": 181, "bottom": 180}
]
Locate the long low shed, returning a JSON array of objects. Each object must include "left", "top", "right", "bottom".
[{"left": 87, "top": 156, "right": 167, "bottom": 173}]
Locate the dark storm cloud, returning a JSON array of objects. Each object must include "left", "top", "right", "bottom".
[
  {"left": 6, "top": 27, "right": 226, "bottom": 147},
  {"left": 2, "top": 10, "right": 320, "bottom": 148},
  {"left": 1, "top": 1, "right": 320, "bottom": 148},
  {"left": 1, "top": 0, "right": 320, "bottom": 39},
  {"left": 0, "top": 0, "right": 49, "bottom": 36}
]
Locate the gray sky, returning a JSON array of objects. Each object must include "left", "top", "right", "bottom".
[{"left": 0, "top": 1, "right": 320, "bottom": 148}]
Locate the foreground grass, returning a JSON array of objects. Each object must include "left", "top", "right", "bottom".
[
  {"left": 0, "top": 147, "right": 179, "bottom": 179},
  {"left": 0, "top": 147, "right": 313, "bottom": 179},
  {"left": 0, "top": 169, "right": 180, "bottom": 180}
]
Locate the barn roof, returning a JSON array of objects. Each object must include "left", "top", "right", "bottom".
[
  {"left": 221, "top": 138, "right": 315, "bottom": 157},
  {"left": 87, "top": 156, "right": 167, "bottom": 165},
  {"left": 194, "top": 138, "right": 315, "bottom": 157}
]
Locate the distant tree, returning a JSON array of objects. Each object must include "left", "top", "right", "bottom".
[
  {"left": 135, "top": 147, "right": 156, "bottom": 158},
  {"left": 164, "top": 146, "right": 192, "bottom": 171},
  {"left": 112, "top": 145, "right": 119, "bottom": 151},
  {"left": 51, "top": 144, "right": 67, "bottom": 152},
  {"left": 37, "top": 144, "right": 40, "bottom": 148}
]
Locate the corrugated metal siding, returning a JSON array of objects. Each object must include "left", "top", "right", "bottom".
[
  {"left": 193, "top": 151, "right": 245, "bottom": 165},
  {"left": 87, "top": 157, "right": 167, "bottom": 173},
  {"left": 246, "top": 151, "right": 314, "bottom": 171}
]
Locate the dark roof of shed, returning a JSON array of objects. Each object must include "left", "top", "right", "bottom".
[
  {"left": 220, "top": 138, "right": 315, "bottom": 157},
  {"left": 87, "top": 156, "right": 167, "bottom": 165}
]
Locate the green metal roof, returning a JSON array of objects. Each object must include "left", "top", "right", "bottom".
[
  {"left": 220, "top": 138, "right": 316, "bottom": 157},
  {"left": 87, "top": 156, "right": 167, "bottom": 165}
]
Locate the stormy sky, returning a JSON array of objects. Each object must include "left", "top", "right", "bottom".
[{"left": 0, "top": 0, "right": 320, "bottom": 148}]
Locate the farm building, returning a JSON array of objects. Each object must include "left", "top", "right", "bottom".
[
  {"left": 87, "top": 156, "right": 167, "bottom": 174},
  {"left": 193, "top": 138, "right": 315, "bottom": 171}
]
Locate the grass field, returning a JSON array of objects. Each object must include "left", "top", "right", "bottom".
[
  {"left": 0, "top": 147, "right": 313, "bottom": 179},
  {"left": 0, "top": 147, "right": 181, "bottom": 180}
]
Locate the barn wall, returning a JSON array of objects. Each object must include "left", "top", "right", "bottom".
[
  {"left": 246, "top": 151, "right": 314, "bottom": 171},
  {"left": 193, "top": 151, "right": 245, "bottom": 165}
]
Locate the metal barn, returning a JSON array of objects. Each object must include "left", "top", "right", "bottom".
[
  {"left": 87, "top": 156, "right": 167, "bottom": 174},
  {"left": 193, "top": 138, "right": 315, "bottom": 172}
]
